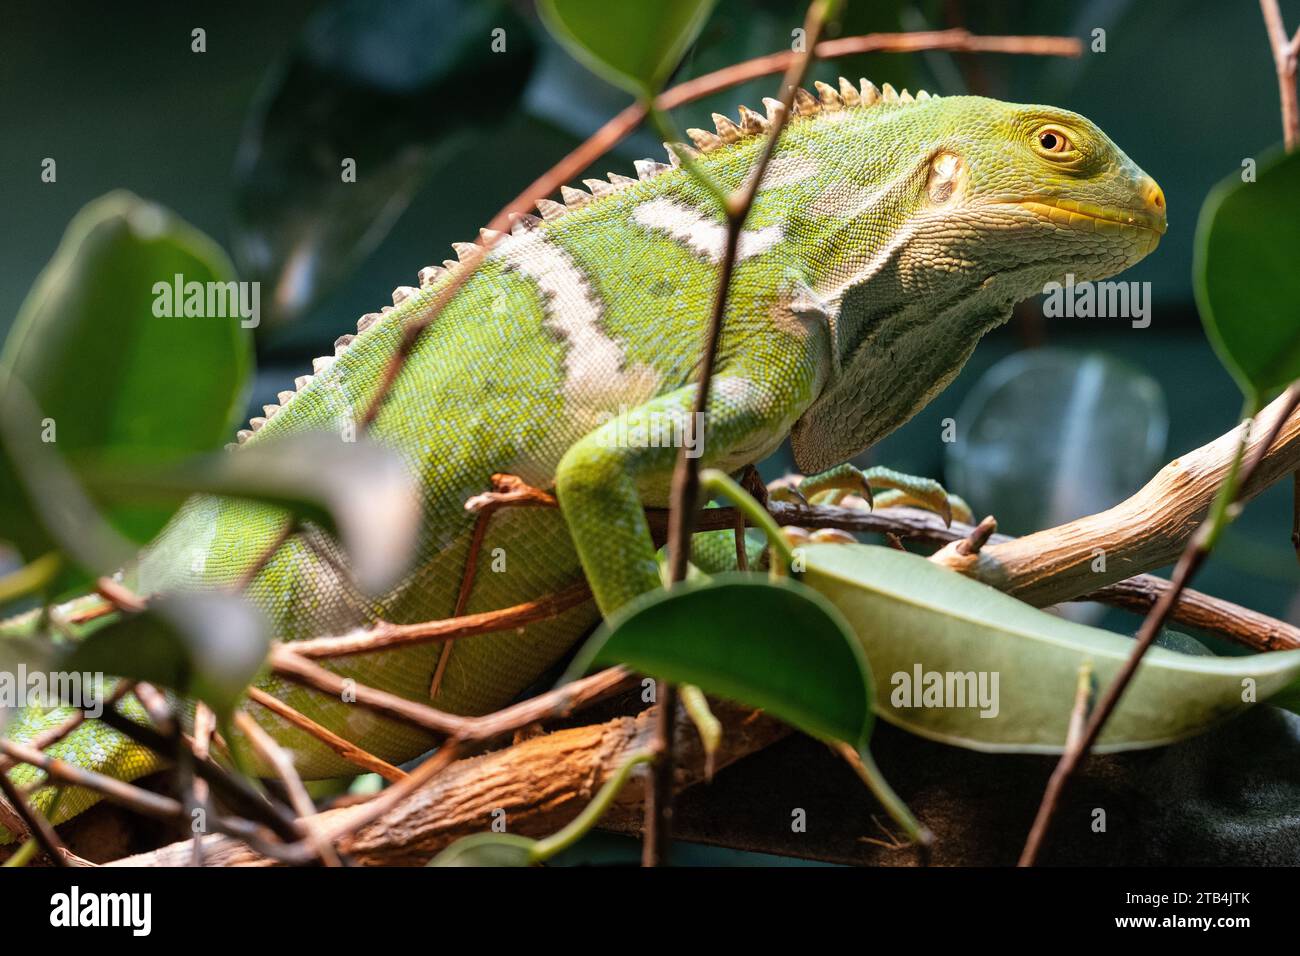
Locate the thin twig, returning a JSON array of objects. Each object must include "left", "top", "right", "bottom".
[
  {"left": 431, "top": 476, "right": 561, "bottom": 696},
  {"left": 651, "top": 0, "right": 836, "bottom": 868},
  {"left": 95, "top": 703, "right": 303, "bottom": 844},
  {"left": 1076, "top": 574, "right": 1300, "bottom": 653},
  {"left": 94, "top": 576, "right": 146, "bottom": 613},
  {"left": 285, "top": 581, "right": 591, "bottom": 659},
  {"left": 133, "top": 682, "right": 176, "bottom": 736},
  {"left": 0, "top": 772, "right": 67, "bottom": 866},
  {"left": 310, "top": 740, "right": 462, "bottom": 848},
  {"left": 733, "top": 504, "right": 750, "bottom": 571},
  {"left": 234, "top": 712, "right": 343, "bottom": 867},
  {"left": 246, "top": 686, "right": 406, "bottom": 782},
  {"left": 1063, "top": 662, "right": 1094, "bottom": 754},
  {"left": 1261, "top": 0, "right": 1300, "bottom": 148},
  {"left": 955, "top": 515, "right": 997, "bottom": 556},
  {"left": 189, "top": 702, "right": 215, "bottom": 867},
  {"left": 1292, "top": 471, "right": 1300, "bottom": 562},
  {"left": 271, "top": 645, "right": 634, "bottom": 743},
  {"left": 1020, "top": 386, "right": 1300, "bottom": 866},
  {"left": 0, "top": 736, "right": 184, "bottom": 824}
]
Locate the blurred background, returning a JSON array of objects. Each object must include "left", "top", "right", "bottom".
[{"left": 3, "top": 0, "right": 1299, "bottom": 861}]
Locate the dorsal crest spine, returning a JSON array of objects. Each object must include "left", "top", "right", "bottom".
[{"left": 231, "top": 78, "right": 933, "bottom": 447}]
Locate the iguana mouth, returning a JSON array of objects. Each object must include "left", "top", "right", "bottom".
[{"left": 1013, "top": 197, "right": 1167, "bottom": 237}]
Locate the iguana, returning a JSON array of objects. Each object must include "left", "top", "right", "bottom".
[{"left": 0, "top": 79, "right": 1165, "bottom": 837}]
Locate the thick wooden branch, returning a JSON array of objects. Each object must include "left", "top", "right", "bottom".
[
  {"left": 109, "top": 702, "right": 787, "bottom": 867},
  {"left": 685, "top": 502, "right": 1300, "bottom": 652},
  {"left": 939, "top": 391, "right": 1300, "bottom": 607}
]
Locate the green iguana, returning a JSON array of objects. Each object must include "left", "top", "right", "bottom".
[{"left": 0, "top": 79, "right": 1165, "bottom": 836}]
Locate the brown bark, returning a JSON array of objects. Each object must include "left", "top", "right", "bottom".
[
  {"left": 936, "top": 391, "right": 1300, "bottom": 606},
  {"left": 109, "top": 702, "right": 787, "bottom": 867}
]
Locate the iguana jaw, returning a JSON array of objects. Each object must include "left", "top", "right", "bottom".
[
  {"left": 1014, "top": 196, "right": 1167, "bottom": 236},
  {"left": 977, "top": 195, "right": 1165, "bottom": 267}
]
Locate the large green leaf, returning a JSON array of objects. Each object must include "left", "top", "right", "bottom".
[
  {"left": 801, "top": 543, "right": 1300, "bottom": 752},
  {"left": 0, "top": 192, "right": 253, "bottom": 552},
  {"left": 61, "top": 593, "right": 268, "bottom": 722},
  {"left": 1194, "top": 148, "right": 1300, "bottom": 404},
  {"left": 567, "top": 573, "right": 873, "bottom": 749},
  {"left": 538, "top": 0, "right": 716, "bottom": 97}
]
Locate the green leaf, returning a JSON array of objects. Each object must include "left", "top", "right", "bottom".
[
  {"left": 566, "top": 573, "right": 873, "bottom": 749},
  {"left": 87, "top": 432, "right": 422, "bottom": 594},
  {"left": 61, "top": 593, "right": 268, "bottom": 722},
  {"left": 428, "top": 832, "right": 537, "bottom": 867},
  {"left": 801, "top": 543, "right": 1300, "bottom": 752},
  {"left": 538, "top": 0, "right": 716, "bottom": 97},
  {"left": 1194, "top": 148, "right": 1300, "bottom": 405},
  {"left": 232, "top": 0, "right": 536, "bottom": 327},
  {"left": 0, "top": 372, "right": 138, "bottom": 584},
  {"left": 0, "top": 191, "right": 253, "bottom": 551}
]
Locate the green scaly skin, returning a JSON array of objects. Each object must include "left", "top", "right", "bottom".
[{"left": 0, "top": 79, "right": 1165, "bottom": 837}]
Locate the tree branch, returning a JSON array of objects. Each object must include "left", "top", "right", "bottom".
[
  {"left": 944, "top": 389, "right": 1300, "bottom": 606},
  {"left": 1261, "top": 0, "right": 1300, "bottom": 148},
  {"left": 108, "top": 701, "right": 787, "bottom": 867}
]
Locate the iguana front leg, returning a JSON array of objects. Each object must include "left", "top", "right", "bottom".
[{"left": 555, "top": 377, "right": 798, "bottom": 615}]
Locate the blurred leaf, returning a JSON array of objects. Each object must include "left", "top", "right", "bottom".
[
  {"left": 566, "top": 573, "right": 873, "bottom": 749},
  {"left": 0, "top": 553, "right": 60, "bottom": 607},
  {"left": 89, "top": 432, "right": 421, "bottom": 593},
  {"left": 0, "top": 191, "right": 252, "bottom": 551},
  {"left": 1194, "top": 148, "right": 1300, "bottom": 406},
  {"left": 539, "top": 0, "right": 716, "bottom": 97},
  {"left": 0, "top": 371, "right": 139, "bottom": 586},
  {"left": 429, "top": 832, "right": 536, "bottom": 867},
  {"left": 232, "top": 0, "right": 536, "bottom": 327},
  {"left": 945, "top": 349, "right": 1166, "bottom": 537},
  {"left": 62, "top": 592, "right": 268, "bottom": 722}
]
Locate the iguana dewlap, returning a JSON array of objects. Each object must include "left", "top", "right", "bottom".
[{"left": 2, "top": 79, "right": 1165, "bottom": 832}]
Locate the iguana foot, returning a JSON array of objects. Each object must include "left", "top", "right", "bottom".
[{"left": 792, "top": 464, "right": 972, "bottom": 526}]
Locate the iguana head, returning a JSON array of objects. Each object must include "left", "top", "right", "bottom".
[
  {"left": 749, "top": 81, "right": 1167, "bottom": 469},
  {"left": 920, "top": 95, "right": 1166, "bottom": 289}
]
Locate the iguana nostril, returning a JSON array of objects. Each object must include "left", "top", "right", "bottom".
[{"left": 1145, "top": 179, "right": 1166, "bottom": 212}]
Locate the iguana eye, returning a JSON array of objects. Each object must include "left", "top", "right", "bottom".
[{"left": 1035, "top": 128, "right": 1073, "bottom": 155}]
